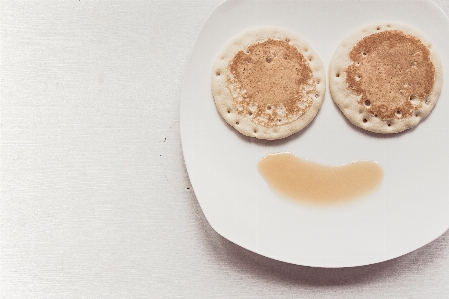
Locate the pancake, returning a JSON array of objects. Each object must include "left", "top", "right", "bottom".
[
  {"left": 211, "top": 27, "right": 325, "bottom": 140},
  {"left": 329, "top": 22, "right": 443, "bottom": 134}
]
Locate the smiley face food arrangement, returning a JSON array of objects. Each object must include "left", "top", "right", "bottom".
[
  {"left": 211, "top": 27, "right": 326, "bottom": 140},
  {"left": 210, "top": 24, "right": 442, "bottom": 203},
  {"left": 329, "top": 22, "right": 443, "bottom": 134}
]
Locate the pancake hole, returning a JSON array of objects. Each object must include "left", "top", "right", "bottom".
[
  {"left": 216, "top": 70, "right": 221, "bottom": 76},
  {"left": 355, "top": 62, "right": 360, "bottom": 66},
  {"left": 425, "top": 99, "right": 431, "bottom": 105},
  {"left": 236, "top": 121, "right": 239, "bottom": 125},
  {"left": 416, "top": 112, "right": 420, "bottom": 117},
  {"left": 316, "top": 79, "right": 321, "bottom": 84},
  {"left": 227, "top": 110, "right": 231, "bottom": 114},
  {"left": 266, "top": 56, "right": 272, "bottom": 63},
  {"left": 409, "top": 94, "right": 420, "bottom": 105},
  {"left": 248, "top": 111, "right": 252, "bottom": 116},
  {"left": 356, "top": 75, "right": 361, "bottom": 81},
  {"left": 363, "top": 118, "right": 368, "bottom": 123},
  {"left": 376, "top": 26, "right": 381, "bottom": 30},
  {"left": 374, "top": 113, "right": 378, "bottom": 117},
  {"left": 396, "top": 110, "right": 402, "bottom": 117},
  {"left": 253, "top": 129, "right": 257, "bottom": 133},
  {"left": 267, "top": 105, "right": 271, "bottom": 110},
  {"left": 336, "top": 73, "right": 340, "bottom": 78},
  {"left": 365, "top": 100, "right": 371, "bottom": 107},
  {"left": 388, "top": 123, "right": 392, "bottom": 127},
  {"left": 315, "top": 93, "right": 319, "bottom": 98},
  {"left": 278, "top": 119, "right": 282, "bottom": 123},
  {"left": 285, "top": 38, "right": 290, "bottom": 42},
  {"left": 308, "top": 56, "right": 313, "bottom": 61},
  {"left": 362, "top": 51, "right": 367, "bottom": 56}
]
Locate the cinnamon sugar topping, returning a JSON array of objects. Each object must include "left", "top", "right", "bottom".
[
  {"left": 345, "top": 30, "right": 435, "bottom": 120},
  {"left": 227, "top": 39, "right": 316, "bottom": 127}
]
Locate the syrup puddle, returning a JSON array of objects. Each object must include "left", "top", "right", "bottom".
[{"left": 258, "top": 152, "right": 383, "bottom": 205}]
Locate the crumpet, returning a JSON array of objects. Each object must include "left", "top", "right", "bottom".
[
  {"left": 211, "top": 27, "right": 325, "bottom": 140},
  {"left": 329, "top": 22, "right": 443, "bottom": 134}
]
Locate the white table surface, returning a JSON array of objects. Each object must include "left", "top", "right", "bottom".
[{"left": 1, "top": 1, "right": 448, "bottom": 298}]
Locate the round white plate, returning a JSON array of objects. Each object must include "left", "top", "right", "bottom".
[{"left": 180, "top": 0, "right": 449, "bottom": 268}]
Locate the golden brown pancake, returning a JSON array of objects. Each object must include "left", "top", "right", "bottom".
[
  {"left": 211, "top": 27, "right": 325, "bottom": 140},
  {"left": 329, "top": 22, "right": 443, "bottom": 133}
]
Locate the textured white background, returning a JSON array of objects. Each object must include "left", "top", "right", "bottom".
[{"left": 1, "top": 0, "right": 448, "bottom": 298}]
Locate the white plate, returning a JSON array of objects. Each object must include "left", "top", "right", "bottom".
[{"left": 180, "top": 0, "right": 449, "bottom": 268}]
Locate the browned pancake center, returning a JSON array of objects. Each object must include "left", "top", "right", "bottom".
[
  {"left": 345, "top": 30, "right": 435, "bottom": 120},
  {"left": 227, "top": 39, "right": 315, "bottom": 127}
]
